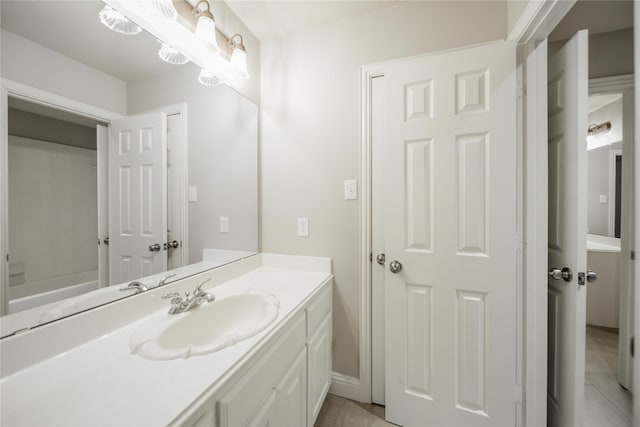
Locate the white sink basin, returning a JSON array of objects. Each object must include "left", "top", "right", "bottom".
[{"left": 130, "top": 290, "right": 280, "bottom": 360}]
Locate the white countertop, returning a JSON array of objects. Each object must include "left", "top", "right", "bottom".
[{"left": 0, "top": 255, "right": 331, "bottom": 426}]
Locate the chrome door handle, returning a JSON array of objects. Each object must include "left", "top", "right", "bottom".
[
  {"left": 586, "top": 270, "right": 597, "bottom": 283},
  {"left": 549, "top": 267, "right": 572, "bottom": 282},
  {"left": 103, "top": 237, "right": 109, "bottom": 245},
  {"left": 376, "top": 253, "right": 385, "bottom": 266},
  {"left": 148, "top": 243, "right": 161, "bottom": 252},
  {"left": 579, "top": 270, "right": 597, "bottom": 286},
  {"left": 389, "top": 260, "right": 402, "bottom": 274},
  {"left": 168, "top": 240, "right": 179, "bottom": 249}
]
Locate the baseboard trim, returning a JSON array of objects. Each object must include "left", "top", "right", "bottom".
[{"left": 329, "top": 372, "right": 366, "bottom": 402}]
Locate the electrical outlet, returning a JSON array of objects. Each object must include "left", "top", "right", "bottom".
[
  {"left": 297, "top": 218, "right": 309, "bottom": 237},
  {"left": 188, "top": 186, "right": 197, "bottom": 202},
  {"left": 220, "top": 216, "right": 229, "bottom": 233},
  {"left": 344, "top": 179, "right": 357, "bottom": 200}
]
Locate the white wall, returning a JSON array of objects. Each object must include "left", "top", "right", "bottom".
[
  {"left": 127, "top": 64, "right": 259, "bottom": 263},
  {"left": 8, "top": 136, "right": 98, "bottom": 299},
  {"left": 0, "top": 30, "right": 126, "bottom": 115},
  {"left": 260, "top": 1, "right": 507, "bottom": 379}
]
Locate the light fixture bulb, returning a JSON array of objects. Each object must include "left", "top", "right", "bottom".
[
  {"left": 194, "top": 1, "right": 220, "bottom": 53},
  {"left": 230, "top": 46, "right": 249, "bottom": 79},
  {"left": 158, "top": 42, "right": 189, "bottom": 65},
  {"left": 98, "top": 5, "right": 142, "bottom": 36},
  {"left": 198, "top": 69, "right": 222, "bottom": 87},
  {"left": 148, "top": 0, "right": 178, "bottom": 20}
]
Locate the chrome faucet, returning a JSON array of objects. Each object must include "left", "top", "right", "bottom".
[
  {"left": 119, "top": 280, "right": 148, "bottom": 294},
  {"left": 157, "top": 273, "right": 176, "bottom": 288},
  {"left": 162, "top": 278, "right": 215, "bottom": 315}
]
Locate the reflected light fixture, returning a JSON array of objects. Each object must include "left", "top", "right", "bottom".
[
  {"left": 588, "top": 122, "right": 612, "bottom": 136},
  {"left": 229, "top": 34, "right": 249, "bottom": 79},
  {"left": 99, "top": 5, "right": 142, "bottom": 35},
  {"left": 194, "top": 0, "right": 220, "bottom": 53},
  {"left": 158, "top": 42, "right": 189, "bottom": 65},
  {"left": 198, "top": 69, "right": 222, "bottom": 87},
  {"left": 149, "top": 0, "right": 178, "bottom": 20}
]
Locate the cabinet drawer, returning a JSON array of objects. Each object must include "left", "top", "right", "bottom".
[
  {"left": 306, "top": 284, "right": 332, "bottom": 336},
  {"left": 219, "top": 313, "right": 305, "bottom": 427}
]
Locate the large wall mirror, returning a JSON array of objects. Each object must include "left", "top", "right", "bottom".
[{"left": 0, "top": 0, "right": 258, "bottom": 336}]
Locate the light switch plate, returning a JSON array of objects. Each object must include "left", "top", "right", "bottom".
[
  {"left": 188, "top": 186, "right": 197, "bottom": 202},
  {"left": 344, "top": 179, "right": 357, "bottom": 200},
  {"left": 220, "top": 216, "right": 229, "bottom": 233},
  {"left": 297, "top": 218, "right": 309, "bottom": 237}
]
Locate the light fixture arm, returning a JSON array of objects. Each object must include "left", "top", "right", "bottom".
[
  {"left": 230, "top": 33, "right": 245, "bottom": 51},
  {"left": 194, "top": 0, "right": 214, "bottom": 21}
]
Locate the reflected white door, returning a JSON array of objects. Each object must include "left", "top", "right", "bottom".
[
  {"left": 547, "top": 30, "right": 588, "bottom": 427},
  {"left": 384, "top": 41, "right": 517, "bottom": 426},
  {"left": 167, "top": 113, "right": 184, "bottom": 270},
  {"left": 96, "top": 124, "right": 109, "bottom": 288},
  {"left": 108, "top": 112, "right": 167, "bottom": 284}
]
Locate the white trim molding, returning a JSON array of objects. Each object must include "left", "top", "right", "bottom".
[
  {"left": 608, "top": 149, "right": 622, "bottom": 237},
  {"left": 1, "top": 79, "right": 123, "bottom": 123},
  {"left": 508, "top": 0, "right": 576, "bottom": 44},
  {"left": 329, "top": 372, "right": 362, "bottom": 401}
]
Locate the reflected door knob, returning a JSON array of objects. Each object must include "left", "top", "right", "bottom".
[
  {"left": 148, "top": 243, "right": 161, "bottom": 252},
  {"left": 389, "top": 260, "right": 403, "bottom": 274},
  {"left": 168, "top": 240, "right": 179, "bottom": 249},
  {"left": 586, "top": 270, "right": 597, "bottom": 283},
  {"left": 376, "top": 253, "right": 386, "bottom": 266}
]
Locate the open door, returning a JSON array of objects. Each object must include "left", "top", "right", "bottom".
[
  {"left": 108, "top": 112, "right": 167, "bottom": 285},
  {"left": 383, "top": 41, "right": 517, "bottom": 426},
  {"left": 546, "top": 30, "right": 589, "bottom": 427},
  {"left": 97, "top": 124, "right": 109, "bottom": 288}
]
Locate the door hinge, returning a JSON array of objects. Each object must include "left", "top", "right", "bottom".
[{"left": 516, "top": 233, "right": 523, "bottom": 253}]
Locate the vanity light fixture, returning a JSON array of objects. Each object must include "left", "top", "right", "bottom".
[
  {"left": 588, "top": 121, "right": 611, "bottom": 136},
  {"left": 194, "top": 0, "right": 220, "bottom": 53},
  {"left": 158, "top": 42, "right": 189, "bottom": 65},
  {"left": 198, "top": 68, "right": 223, "bottom": 86},
  {"left": 102, "top": 0, "right": 250, "bottom": 86},
  {"left": 148, "top": 0, "right": 178, "bottom": 20},
  {"left": 98, "top": 5, "right": 142, "bottom": 35},
  {"left": 229, "top": 34, "right": 249, "bottom": 79}
]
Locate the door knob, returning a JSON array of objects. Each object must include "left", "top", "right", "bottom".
[
  {"left": 376, "top": 253, "right": 386, "bottom": 266},
  {"left": 549, "top": 267, "right": 572, "bottom": 282},
  {"left": 168, "top": 240, "right": 179, "bottom": 249},
  {"left": 148, "top": 243, "right": 161, "bottom": 252},
  {"left": 389, "top": 260, "right": 402, "bottom": 274},
  {"left": 586, "top": 270, "right": 597, "bottom": 283}
]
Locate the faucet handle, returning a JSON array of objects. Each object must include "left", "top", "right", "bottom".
[
  {"left": 158, "top": 273, "right": 177, "bottom": 287},
  {"left": 162, "top": 292, "right": 181, "bottom": 300},
  {"left": 194, "top": 278, "right": 212, "bottom": 293}
]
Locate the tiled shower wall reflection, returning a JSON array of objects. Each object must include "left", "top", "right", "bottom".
[{"left": 8, "top": 135, "right": 98, "bottom": 300}]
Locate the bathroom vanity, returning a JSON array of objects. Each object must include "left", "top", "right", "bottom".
[{"left": 0, "top": 254, "right": 332, "bottom": 426}]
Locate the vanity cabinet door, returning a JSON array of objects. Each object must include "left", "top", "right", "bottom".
[
  {"left": 275, "top": 348, "right": 307, "bottom": 427},
  {"left": 245, "top": 390, "right": 277, "bottom": 427},
  {"left": 307, "top": 312, "right": 332, "bottom": 427}
]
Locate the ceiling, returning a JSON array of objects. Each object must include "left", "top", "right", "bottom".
[
  {"left": 225, "top": 0, "right": 404, "bottom": 40},
  {"left": 0, "top": 0, "right": 177, "bottom": 82},
  {"left": 549, "top": 0, "right": 634, "bottom": 41}
]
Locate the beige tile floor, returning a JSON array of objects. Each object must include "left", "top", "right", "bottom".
[
  {"left": 584, "top": 325, "right": 632, "bottom": 426},
  {"left": 317, "top": 326, "right": 632, "bottom": 426}
]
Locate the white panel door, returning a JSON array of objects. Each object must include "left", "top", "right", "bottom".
[
  {"left": 546, "top": 30, "right": 588, "bottom": 427},
  {"left": 97, "top": 124, "right": 109, "bottom": 288},
  {"left": 167, "top": 113, "right": 184, "bottom": 270},
  {"left": 384, "top": 41, "right": 517, "bottom": 426},
  {"left": 108, "top": 112, "right": 167, "bottom": 284}
]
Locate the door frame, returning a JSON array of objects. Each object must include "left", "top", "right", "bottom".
[
  {"left": 514, "top": 2, "right": 638, "bottom": 427},
  {"left": 588, "top": 75, "right": 635, "bottom": 391},
  {"left": 0, "top": 78, "right": 122, "bottom": 316}
]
